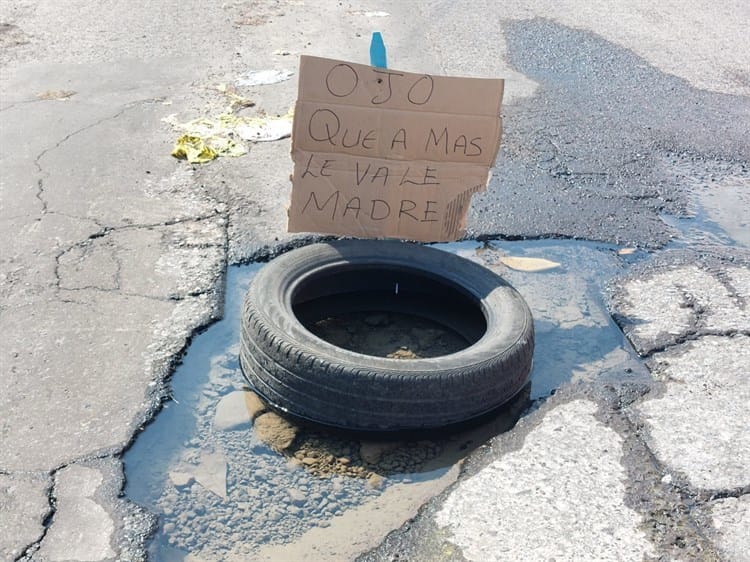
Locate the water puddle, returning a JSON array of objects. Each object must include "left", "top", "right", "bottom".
[
  {"left": 693, "top": 175, "right": 749, "bottom": 248},
  {"left": 124, "top": 239, "right": 648, "bottom": 560},
  {"left": 659, "top": 156, "right": 749, "bottom": 249},
  {"left": 305, "top": 310, "right": 471, "bottom": 359}
]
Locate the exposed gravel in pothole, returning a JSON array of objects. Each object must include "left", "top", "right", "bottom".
[{"left": 307, "top": 311, "right": 469, "bottom": 359}]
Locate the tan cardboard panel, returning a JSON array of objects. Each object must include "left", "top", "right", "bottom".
[{"left": 288, "top": 55, "right": 504, "bottom": 242}]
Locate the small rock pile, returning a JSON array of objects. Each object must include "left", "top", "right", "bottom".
[{"left": 248, "top": 399, "right": 444, "bottom": 482}]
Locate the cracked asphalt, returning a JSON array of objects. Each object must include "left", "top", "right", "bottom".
[{"left": 1, "top": 0, "right": 749, "bottom": 561}]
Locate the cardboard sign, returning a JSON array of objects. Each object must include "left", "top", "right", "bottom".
[{"left": 288, "top": 55, "right": 504, "bottom": 242}]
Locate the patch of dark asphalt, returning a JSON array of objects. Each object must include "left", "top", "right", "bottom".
[{"left": 468, "top": 19, "right": 750, "bottom": 249}]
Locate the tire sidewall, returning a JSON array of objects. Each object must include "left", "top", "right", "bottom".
[{"left": 246, "top": 240, "right": 533, "bottom": 377}]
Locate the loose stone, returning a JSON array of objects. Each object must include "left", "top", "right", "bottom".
[{"left": 254, "top": 412, "right": 299, "bottom": 451}]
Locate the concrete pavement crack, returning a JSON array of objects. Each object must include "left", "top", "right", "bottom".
[
  {"left": 31, "top": 98, "right": 166, "bottom": 216},
  {"left": 13, "top": 470, "right": 56, "bottom": 562},
  {"left": 611, "top": 261, "right": 750, "bottom": 358},
  {"left": 34, "top": 179, "right": 47, "bottom": 213},
  {"left": 716, "top": 269, "right": 749, "bottom": 311},
  {"left": 0, "top": 92, "right": 65, "bottom": 114},
  {"left": 4, "top": 438, "right": 160, "bottom": 559},
  {"left": 0, "top": 99, "right": 38, "bottom": 113},
  {"left": 596, "top": 397, "right": 724, "bottom": 561},
  {"left": 46, "top": 210, "right": 106, "bottom": 230},
  {"left": 639, "top": 329, "right": 750, "bottom": 359},
  {"left": 87, "top": 212, "right": 225, "bottom": 239},
  {"left": 56, "top": 286, "right": 216, "bottom": 303},
  {"left": 52, "top": 212, "right": 224, "bottom": 292},
  {"left": 698, "top": 485, "right": 750, "bottom": 503}
]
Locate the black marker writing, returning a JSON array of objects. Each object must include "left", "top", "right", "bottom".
[
  {"left": 407, "top": 75, "right": 434, "bottom": 105},
  {"left": 325, "top": 64, "right": 358, "bottom": 97}
]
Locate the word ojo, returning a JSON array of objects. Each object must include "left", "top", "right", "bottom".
[{"left": 325, "top": 63, "right": 435, "bottom": 106}]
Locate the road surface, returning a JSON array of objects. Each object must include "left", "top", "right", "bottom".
[{"left": 1, "top": 0, "right": 748, "bottom": 560}]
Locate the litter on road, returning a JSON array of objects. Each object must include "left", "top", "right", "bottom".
[
  {"left": 165, "top": 110, "right": 293, "bottom": 163},
  {"left": 171, "top": 135, "right": 218, "bottom": 163},
  {"left": 36, "top": 89, "right": 76, "bottom": 100},
  {"left": 497, "top": 256, "right": 561, "bottom": 272},
  {"left": 215, "top": 83, "right": 256, "bottom": 111},
  {"left": 170, "top": 134, "right": 246, "bottom": 163},
  {"left": 235, "top": 110, "right": 294, "bottom": 142},
  {"left": 236, "top": 69, "right": 294, "bottom": 87},
  {"left": 348, "top": 10, "right": 390, "bottom": 17}
]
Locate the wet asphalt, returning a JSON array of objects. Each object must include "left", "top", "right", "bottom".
[{"left": 468, "top": 19, "right": 749, "bottom": 248}]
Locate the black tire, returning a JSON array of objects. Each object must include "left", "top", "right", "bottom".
[{"left": 240, "top": 240, "right": 534, "bottom": 431}]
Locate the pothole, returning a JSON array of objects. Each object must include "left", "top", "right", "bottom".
[{"left": 123, "top": 239, "right": 648, "bottom": 560}]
